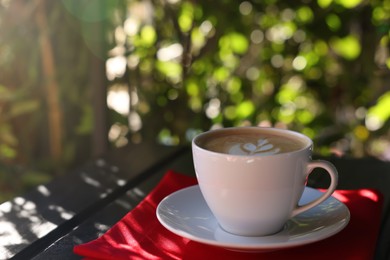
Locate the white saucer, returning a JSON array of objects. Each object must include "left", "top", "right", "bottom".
[{"left": 156, "top": 185, "right": 350, "bottom": 252}]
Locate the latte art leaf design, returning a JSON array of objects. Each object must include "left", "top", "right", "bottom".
[
  {"left": 242, "top": 143, "right": 257, "bottom": 152},
  {"left": 228, "top": 138, "right": 281, "bottom": 155}
]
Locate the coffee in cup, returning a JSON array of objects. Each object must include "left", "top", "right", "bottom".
[
  {"left": 195, "top": 127, "right": 307, "bottom": 156},
  {"left": 192, "top": 127, "right": 338, "bottom": 236}
]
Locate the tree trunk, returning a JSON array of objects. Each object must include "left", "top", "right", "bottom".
[{"left": 35, "top": 0, "right": 62, "bottom": 161}]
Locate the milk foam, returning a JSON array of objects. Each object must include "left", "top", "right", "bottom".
[{"left": 228, "top": 138, "right": 281, "bottom": 156}]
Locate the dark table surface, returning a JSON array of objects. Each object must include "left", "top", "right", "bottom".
[{"left": 0, "top": 142, "right": 389, "bottom": 260}]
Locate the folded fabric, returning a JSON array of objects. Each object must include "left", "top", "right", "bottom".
[{"left": 74, "top": 170, "right": 383, "bottom": 260}]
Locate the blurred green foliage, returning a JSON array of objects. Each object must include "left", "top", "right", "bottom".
[
  {"left": 110, "top": 0, "right": 390, "bottom": 160},
  {"left": 0, "top": 0, "right": 389, "bottom": 201}
]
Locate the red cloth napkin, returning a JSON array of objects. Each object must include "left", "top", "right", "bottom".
[{"left": 73, "top": 170, "right": 383, "bottom": 260}]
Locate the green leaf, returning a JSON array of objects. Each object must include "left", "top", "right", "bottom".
[
  {"left": 9, "top": 100, "right": 40, "bottom": 117},
  {"left": 140, "top": 25, "right": 157, "bottom": 47},
  {"left": 213, "top": 67, "right": 230, "bottom": 82},
  {"left": 179, "top": 2, "right": 194, "bottom": 32},
  {"left": 317, "top": 0, "right": 332, "bottom": 8},
  {"left": 297, "top": 110, "right": 315, "bottom": 124},
  {"left": 296, "top": 6, "right": 314, "bottom": 23},
  {"left": 75, "top": 105, "right": 93, "bottom": 135},
  {"left": 226, "top": 77, "right": 242, "bottom": 94},
  {"left": 330, "top": 35, "right": 361, "bottom": 60},
  {"left": 326, "top": 14, "right": 341, "bottom": 31},
  {"left": 236, "top": 100, "right": 255, "bottom": 119},
  {"left": 224, "top": 106, "right": 237, "bottom": 120},
  {"left": 335, "top": 0, "right": 362, "bottom": 9},
  {"left": 366, "top": 91, "right": 390, "bottom": 130},
  {"left": 186, "top": 81, "right": 199, "bottom": 97},
  {"left": 156, "top": 61, "right": 182, "bottom": 79},
  {"left": 229, "top": 33, "right": 248, "bottom": 54},
  {"left": 0, "top": 144, "right": 16, "bottom": 159},
  {"left": 220, "top": 32, "right": 249, "bottom": 55}
]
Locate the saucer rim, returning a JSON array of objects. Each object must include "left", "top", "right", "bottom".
[{"left": 156, "top": 185, "right": 350, "bottom": 251}]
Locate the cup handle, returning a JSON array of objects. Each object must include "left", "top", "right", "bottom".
[{"left": 291, "top": 160, "right": 339, "bottom": 217}]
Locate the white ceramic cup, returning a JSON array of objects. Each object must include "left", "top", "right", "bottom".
[{"left": 192, "top": 127, "right": 338, "bottom": 236}]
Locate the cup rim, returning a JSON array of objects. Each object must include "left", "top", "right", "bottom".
[{"left": 192, "top": 126, "right": 313, "bottom": 157}]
